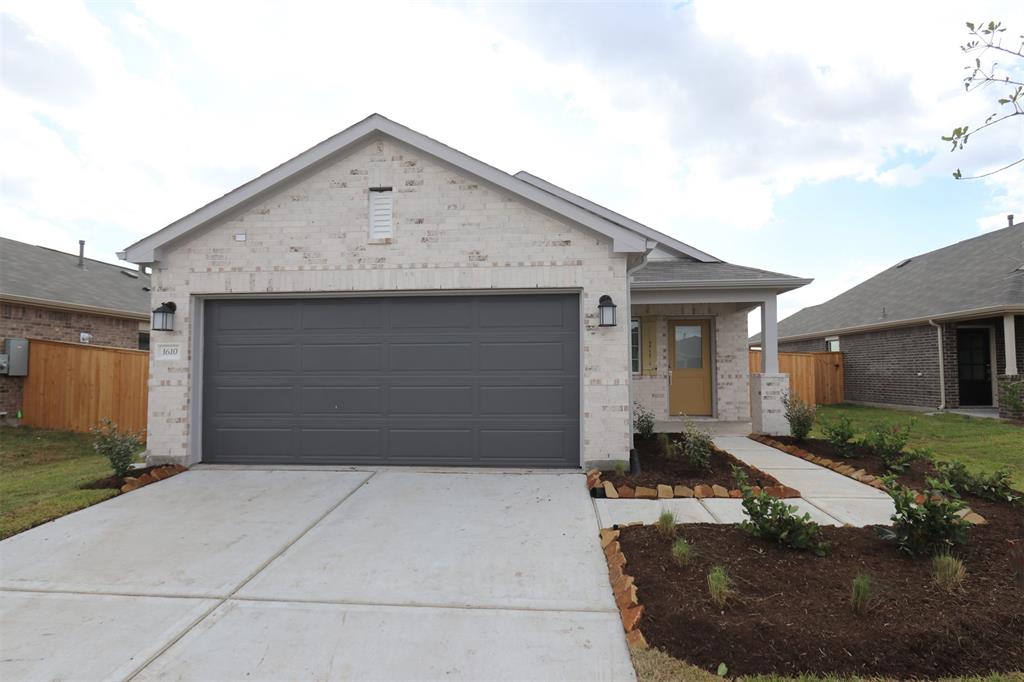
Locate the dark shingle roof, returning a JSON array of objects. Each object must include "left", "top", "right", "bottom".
[
  {"left": 632, "top": 260, "right": 809, "bottom": 289},
  {"left": 764, "top": 225, "right": 1024, "bottom": 341},
  {"left": 1, "top": 237, "right": 151, "bottom": 317}
]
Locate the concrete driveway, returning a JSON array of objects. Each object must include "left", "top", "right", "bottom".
[{"left": 0, "top": 469, "right": 634, "bottom": 681}]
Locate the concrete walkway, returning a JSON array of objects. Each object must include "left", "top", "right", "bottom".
[
  {"left": 0, "top": 470, "right": 633, "bottom": 681},
  {"left": 594, "top": 436, "right": 895, "bottom": 528}
]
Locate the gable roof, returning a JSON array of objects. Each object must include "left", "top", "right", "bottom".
[
  {"left": 758, "top": 224, "right": 1024, "bottom": 342},
  {"left": 120, "top": 114, "right": 656, "bottom": 263},
  {"left": 1, "top": 237, "right": 151, "bottom": 319},
  {"left": 631, "top": 260, "right": 811, "bottom": 291}
]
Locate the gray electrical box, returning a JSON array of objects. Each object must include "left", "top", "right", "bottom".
[{"left": 4, "top": 338, "right": 28, "bottom": 376}]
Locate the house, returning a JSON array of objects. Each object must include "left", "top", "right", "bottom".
[
  {"left": 0, "top": 237, "right": 152, "bottom": 419},
  {"left": 119, "top": 114, "right": 809, "bottom": 469},
  {"left": 753, "top": 223, "right": 1023, "bottom": 419}
]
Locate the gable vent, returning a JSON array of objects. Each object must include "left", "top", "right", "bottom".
[
  {"left": 896, "top": 258, "right": 912, "bottom": 268},
  {"left": 369, "top": 187, "right": 394, "bottom": 241}
]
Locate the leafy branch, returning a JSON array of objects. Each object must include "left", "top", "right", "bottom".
[{"left": 942, "top": 21, "right": 1024, "bottom": 179}]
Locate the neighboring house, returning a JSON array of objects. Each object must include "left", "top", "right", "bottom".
[
  {"left": 119, "top": 114, "right": 809, "bottom": 469},
  {"left": 751, "top": 223, "right": 1023, "bottom": 418},
  {"left": 0, "top": 237, "right": 152, "bottom": 418}
]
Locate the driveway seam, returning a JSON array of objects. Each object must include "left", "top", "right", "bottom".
[
  {"left": 124, "top": 470, "right": 378, "bottom": 681},
  {"left": 225, "top": 594, "right": 618, "bottom": 614}
]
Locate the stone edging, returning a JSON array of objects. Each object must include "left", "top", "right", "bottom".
[
  {"left": 586, "top": 467, "right": 800, "bottom": 501},
  {"left": 600, "top": 528, "right": 648, "bottom": 650},
  {"left": 751, "top": 436, "right": 988, "bottom": 525},
  {"left": 120, "top": 465, "right": 189, "bottom": 493}
]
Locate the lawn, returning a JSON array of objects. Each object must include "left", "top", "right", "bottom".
[
  {"left": 0, "top": 427, "right": 120, "bottom": 539},
  {"left": 812, "top": 404, "right": 1024, "bottom": 490}
]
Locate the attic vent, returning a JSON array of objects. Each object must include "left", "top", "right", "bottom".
[
  {"left": 896, "top": 258, "right": 912, "bottom": 268},
  {"left": 120, "top": 270, "right": 140, "bottom": 279},
  {"left": 368, "top": 187, "right": 393, "bottom": 242}
]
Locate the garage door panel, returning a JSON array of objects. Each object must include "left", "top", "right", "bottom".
[{"left": 203, "top": 294, "right": 580, "bottom": 467}]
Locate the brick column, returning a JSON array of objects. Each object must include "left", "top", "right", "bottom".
[
  {"left": 998, "top": 375, "right": 1023, "bottom": 421},
  {"left": 751, "top": 373, "right": 790, "bottom": 436}
]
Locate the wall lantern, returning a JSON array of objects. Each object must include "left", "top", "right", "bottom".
[
  {"left": 152, "top": 302, "right": 177, "bottom": 332},
  {"left": 598, "top": 295, "right": 617, "bottom": 327}
]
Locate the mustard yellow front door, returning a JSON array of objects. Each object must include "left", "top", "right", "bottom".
[{"left": 668, "top": 320, "right": 712, "bottom": 416}]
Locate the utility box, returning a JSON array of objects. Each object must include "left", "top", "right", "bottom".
[{"left": 3, "top": 338, "right": 28, "bottom": 376}]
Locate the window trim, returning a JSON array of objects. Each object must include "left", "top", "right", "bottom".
[{"left": 630, "top": 318, "right": 641, "bottom": 374}]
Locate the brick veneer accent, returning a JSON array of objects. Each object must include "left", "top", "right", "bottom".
[
  {"left": 998, "top": 375, "right": 1024, "bottom": 421},
  {"left": 0, "top": 302, "right": 146, "bottom": 415},
  {"left": 146, "top": 137, "right": 632, "bottom": 467}
]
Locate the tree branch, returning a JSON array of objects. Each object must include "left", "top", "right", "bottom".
[{"left": 957, "top": 157, "right": 1024, "bottom": 180}]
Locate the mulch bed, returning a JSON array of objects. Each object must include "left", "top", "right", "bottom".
[
  {"left": 82, "top": 465, "right": 162, "bottom": 490},
  {"left": 771, "top": 435, "right": 941, "bottom": 491},
  {"left": 81, "top": 464, "right": 188, "bottom": 492},
  {"left": 618, "top": 505, "right": 1024, "bottom": 679},
  {"left": 600, "top": 435, "right": 785, "bottom": 493}
]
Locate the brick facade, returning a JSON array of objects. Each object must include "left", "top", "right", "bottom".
[
  {"left": 147, "top": 137, "right": 632, "bottom": 467},
  {"left": 630, "top": 303, "right": 750, "bottom": 422},
  {"left": 0, "top": 302, "right": 147, "bottom": 416},
  {"left": 778, "top": 314, "right": 1024, "bottom": 410}
]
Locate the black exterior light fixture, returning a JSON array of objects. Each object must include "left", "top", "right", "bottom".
[
  {"left": 152, "top": 302, "right": 177, "bottom": 331},
  {"left": 598, "top": 295, "right": 617, "bottom": 327}
]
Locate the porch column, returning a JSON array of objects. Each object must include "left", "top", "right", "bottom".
[
  {"left": 760, "top": 295, "right": 779, "bottom": 373},
  {"left": 1005, "top": 313, "right": 1019, "bottom": 376}
]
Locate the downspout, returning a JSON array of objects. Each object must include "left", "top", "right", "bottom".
[
  {"left": 928, "top": 320, "right": 946, "bottom": 410},
  {"left": 626, "top": 243, "right": 655, "bottom": 458}
]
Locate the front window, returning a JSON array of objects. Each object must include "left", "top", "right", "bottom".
[{"left": 630, "top": 319, "right": 641, "bottom": 373}]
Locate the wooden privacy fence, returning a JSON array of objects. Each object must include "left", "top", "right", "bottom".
[
  {"left": 749, "top": 350, "right": 844, "bottom": 405},
  {"left": 21, "top": 339, "right": 149, "bottom": 438}
]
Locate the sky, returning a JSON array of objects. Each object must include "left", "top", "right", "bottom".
[{"left": 1, "top": 0, "right": 1022, "bottom": 333}]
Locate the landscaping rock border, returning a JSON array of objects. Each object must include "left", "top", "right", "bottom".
[
  {"left": 750, "top": 435, "right": 989, "bottom": 525},
  {"left": 120, "top": 464, "right": 188, "bottom": 493},
  {"left": 586, "top": 468, "right": 800, "bottom": 501},
  {"left": 599, "top": 528, "right": 648, "bottom": 650}
]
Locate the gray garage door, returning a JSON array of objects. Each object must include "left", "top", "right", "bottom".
[{"left": 202, "top": 294, "right": 580, "bottom": 467}]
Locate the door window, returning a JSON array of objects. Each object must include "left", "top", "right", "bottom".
[{"left": 675, "top": 325, "right": 703, "bottom": 369}]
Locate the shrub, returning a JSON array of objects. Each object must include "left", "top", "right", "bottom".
[
  {"left": 850, "top": 573, "right": 871, "bottom": 615},
  {"left": 858, "top": 422, "right": 920, "bottom": 472},
  {"left": 820, "top": 415, "right": 855, "bottom": 453},
  {"left": 935, "top": 460, "right": 1020, "bottom": 504},
  {"left": 633, "top": 402, "right": 655, "bottom": 439},
  {"left": 657, "top": 432, "right": 675, "bottom": 457},
  {"left": 681, "top": 425, "right": 713, "bottom": 472},
  {"left": 91, "top": 418, "right": 143, "bottom": 479},
  {"left": 656, "top": 509, "right": 678, "bottom": 538},
  {"left": 876, "top": 478, "right": 970, "bottom": 557},
  {"left": 670, "top": 538, "right": 694, "bottom": 567},
  {"left": 782, "top": 393, "right": 816, "bottom": 440},
  {"left": 732, "top": 465, "right": 829, "bottom": 555},
  {"left": 932, "top": 553, "right": 967, "bottom": 592},
  {"left": 707, "top": 566, "right": 732, "bottom": 609},
  {"left": 613, "top": 460, "right": 626, "bottom": 475}
]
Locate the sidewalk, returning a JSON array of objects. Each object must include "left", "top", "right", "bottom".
[{"left": 593, "top": 436, "right": 895, "bottom": 529}]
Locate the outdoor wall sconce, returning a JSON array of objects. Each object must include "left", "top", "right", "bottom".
[
  {"left": 598, "top": 295, "right": 617, "bottom": 327},
  {"left": 152, "top": 302, "right": 177, "bottom": 331}
]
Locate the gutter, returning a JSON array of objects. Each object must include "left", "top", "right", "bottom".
[
  {"left": 631, "top": 277, "right": 813, "bottom": 291},
  {"left": 0, "top": 293, "right": 149, "bottom": 321},
  {"left": 928, "top": 320, "right": 946, "bottom": 410}
]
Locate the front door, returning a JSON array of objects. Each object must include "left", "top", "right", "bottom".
[
  {"left": 668, "top": 320, "right": 712, "bottom": 416},
  {"left": 957, "top": 328, "right": 992, "bottom": 406}
]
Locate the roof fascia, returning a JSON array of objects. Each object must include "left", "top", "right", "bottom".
[{"left": 778, "top": 304, "right": 1024, "bottom": 342}]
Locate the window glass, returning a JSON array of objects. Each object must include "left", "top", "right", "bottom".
[
  {"left": 826, "top": 338, "right": 840, "bottom": 352},
  {"left": 138, "top": 331, "right": 151, "bottom": 351},
  {"left": 675, "top": 325, "right": 702, "bottom": 369},
  {"left": 630, "top": 319, "right": 641, "bottom": 373}
]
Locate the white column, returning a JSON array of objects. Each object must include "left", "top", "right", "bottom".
[
  {"left": 1005, "top": 313, "right": 1019, "bottom": 375},
  {"left": 760, "top": 295, "right": 779, "bottom": 373}
]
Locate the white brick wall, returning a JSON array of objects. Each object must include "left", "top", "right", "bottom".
[
  {"left": 630, "top": 303, "right": 750, "bottom": 421},
  {"left": 146, "top": 137, "right": 631, "bottom": 467}
]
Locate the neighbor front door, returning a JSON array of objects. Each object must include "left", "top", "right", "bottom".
[
  {"left": 668, "top": 319, "right": 712, "bottom": 416},
  {"left": 956, "top": 327, "right": 992, "bottom": 406}
]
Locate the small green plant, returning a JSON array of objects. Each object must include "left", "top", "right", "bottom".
[
  {"left": 656, "top": 509, "right": 678, "bottom": 538},
  {"left": 613, "top": 460, "right": 626, "bottom": 475},
  {"left": 716, "top": 662, "right": 728, "bottom": 677},
  {"left": 820, "top": 415, "right": 855, "bottom": 453},
  {"left": 858, "top": 422, "right": 920, "bottom": 472},
  {"left": 707, "top": 566, "right": 732, "bottom": 609},
  {"left": 850, "top": 573, "right": 871, "bottom": 615},
  {"left": 935, "top": 460, "right": 1020, "bottom": 504},
  {"left": 681, "top": 425, "right": 713, "bottom": 472},
  {"left": 670, "top": 537, "right": 693, "bottom": 567},
  {"left": 733, "top": 465, "right": 829, "bottom": 555},
  {"left": 931, "top": 553, "right": 967, "bottom": 592},
  {"left": 657, "top": 432, "right": 675, "bottom": 457},
  {"left": 782, "top": 393, "right": 816, "bottom": 440},
  {"left": 876, "top": 478, "right": 970, "bottom": 557},
  {"left": 633, "top": 401, "right": 655, "bottom": 439},
  {"left": 91, "top": 418, "right": 143, "bottom": 479}
]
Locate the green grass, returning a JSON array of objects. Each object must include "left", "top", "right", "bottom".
[
  {"left": 813, "top": 404, "right": 1024, "bottom": 490},
  {"left": 0, "top": 427, "right": 121, "bottom": 539}
]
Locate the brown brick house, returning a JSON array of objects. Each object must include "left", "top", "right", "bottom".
[
  {"left": 751, "top": 222, "right": 1023, "bottom": 419},
  {"left": 0, "top": 237, "right": 152, "bottom": 419}
]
